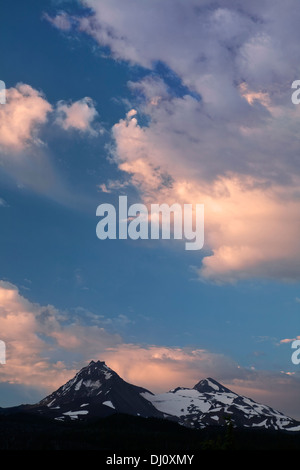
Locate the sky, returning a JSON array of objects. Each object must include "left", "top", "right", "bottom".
[{"left": 0, "top": 0, "right": 300, "bottom": 419}]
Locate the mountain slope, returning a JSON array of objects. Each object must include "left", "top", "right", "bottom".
[
  {"left": 142, "top": 377, "right": 300, "bottom": 432},
  {"left": 38, "top": 360, "right": 167, "bottom": 421},
  {"left": 2, "top": 360, "right": 166, "bottom": 422}
]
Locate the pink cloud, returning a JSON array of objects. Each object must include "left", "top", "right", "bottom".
[
  {"left": 58, "top": 1, "right": 300, "bottom": 283},
  {"left": 0, "top": 281, "right": 121, "bottom": 390},
  {"left": 0, "top": 83, "right": 103, "bottom": 203},
  {"left": 0, "top": 83, "right": 52, "bottom": 152},
  {"left": 280, "top": 337, "right": 300, "bottom": 344},
  {"left": 55, "top": 97, "right": 100, "bottom": 135},
  {"left": 103, "top": 345, "right": 238, "bottom": 393},
  {"left": 0, "top": 84, "right": 100, "bottom": 156},
  {"left": 109, "top": 97, "right": 300, "bottom": 283}
]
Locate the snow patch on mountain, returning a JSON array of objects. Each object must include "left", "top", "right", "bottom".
[
  {"left": 144, "top": 380, "right": 299, "bottom": 432},
  {"left": 103, "top": 400, "right": 115, "bottom": 409}
]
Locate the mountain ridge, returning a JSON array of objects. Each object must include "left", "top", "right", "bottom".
[{"left": 1, "top": 360, "right": 300, "bottom": 433}]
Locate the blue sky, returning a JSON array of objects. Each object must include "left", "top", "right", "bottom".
[{"left": 0, "top": 0, "right": 300, "bottom": 419}]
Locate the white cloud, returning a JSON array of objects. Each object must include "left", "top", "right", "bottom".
[
  {"left": 77, "top": 1, "right": 300, "bottom": 96},
  {"left": 43, "top": 11, "right": 73, "bottom": 31}
]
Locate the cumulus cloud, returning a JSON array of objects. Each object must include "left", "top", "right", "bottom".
[
  {"left": 104, "top": 345, "right": 239, "bottom": 393},
  {"left": 55, "top": 97, "right": 100, "bottom": 135},
  {"left": 57, "top": 0, "right": 300, "bottom": 283},
  {"left": 0, "top": 83, "right": 52, "bottom": 152},
  {"left": 76, "top": 0, "right": 300, "bottom": 94},
  {"left": 0, "top": 83, "right": 101, "bottom": 202},
  {"left": 0, "top": 83, "right": 100, "bottom": 156},
  {"left": 110, "top": 103, "right": 300, "bottom": 283}
]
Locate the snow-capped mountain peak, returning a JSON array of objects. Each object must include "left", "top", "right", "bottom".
[
  {"left": 145, "top": 377, "right": 300, "bottom": 432},
  {"left": 35, "top": 360, "right": 164, "bottom": 422},
  {"left": 39, "top": 360, "right": 116, "bottom": 407}
]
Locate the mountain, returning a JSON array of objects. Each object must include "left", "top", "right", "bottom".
[
  {"left": 25, "top": 360, "right": 165, "bottom": 422},
  {"left": 1, "top": 361, "right": 300, "bottom": 433},
  {"left": 142, "top": 377, "right": 300, "bottom": 432}
]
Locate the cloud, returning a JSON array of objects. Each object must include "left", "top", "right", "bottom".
[
  {"left": 0, "top": 83, "right": 101, "bottom": 156},
  {"left": 55, "top": 97, "right": 101, "bottom": 135},
  {"left": 43, "top": 11, "right": 73, "bottom": 31},
  {"left": 0, "top": 280, "right": 122, "bottom": 391},
  {"left": 103, "top": 345, "right": 240, "bottom": 393},
  {"left": 77, "top": 1, "right": 300, "bottom": 95},
  {"left": 0, "top": 83, "right": 102, "bottom": 204},
  {"left": 0, "top": 280, "right": 299, "bottom": 418},
  {"left": 63, "top": 0, "right": 300, "bottom": 282},
  {"left": 280, "top": 337, "right": 300, "bottom": 344},
  {"left": 109, "top": 101, "right": 300, "bottom": 283},
  {"left": 0, "top": 83, "right": 52, "bottom": 152}
]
